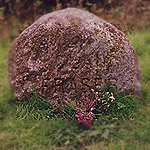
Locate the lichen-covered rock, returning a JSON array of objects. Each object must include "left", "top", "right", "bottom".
[{"left": 8, "top": 8, "right": 141, "bottom": 102}]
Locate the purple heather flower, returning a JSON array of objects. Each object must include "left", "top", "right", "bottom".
[
  {"left": 75, "top": 112, "right": 95, "bottom": 127},
  {"left": 75, "top": 95, "right": 96, "bottom": 113},
  {"left": 82, "top": 95, "right": 95, "bottom": 111}
]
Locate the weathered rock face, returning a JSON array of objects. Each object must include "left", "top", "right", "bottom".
[{"left": 8, "top": 8, "right": 141, "bottom": 102}]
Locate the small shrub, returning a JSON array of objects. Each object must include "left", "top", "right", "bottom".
[{"left": 94, "top": 85, "right": 136, "bottom": 120}]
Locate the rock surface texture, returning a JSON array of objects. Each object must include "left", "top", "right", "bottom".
[{"left": 8, "top": 8, "right": 141, "bottom": 102}]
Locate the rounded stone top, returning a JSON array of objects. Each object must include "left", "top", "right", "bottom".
[{"left": 8, "top": 8, "right": 141, "bottom": 102}]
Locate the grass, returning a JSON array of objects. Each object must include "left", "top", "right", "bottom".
[{"left": 0, "top": 30, "right": 150, "bottom": 150}]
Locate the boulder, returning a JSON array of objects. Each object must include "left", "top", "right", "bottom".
[{"left": 8, "top": 8, "right": 141, "bottom": 102}]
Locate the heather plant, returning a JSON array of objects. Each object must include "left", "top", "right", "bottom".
[{"left": 74, "top": 94, "right": 96, "bottom": 127}]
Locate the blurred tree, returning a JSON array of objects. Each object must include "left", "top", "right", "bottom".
[{"left": 0, "top": 0, "right": 149, "bottom": 31}]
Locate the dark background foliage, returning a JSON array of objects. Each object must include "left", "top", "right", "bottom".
[{"left": 0, "top": 0, "right": 150, "bottom": 39}]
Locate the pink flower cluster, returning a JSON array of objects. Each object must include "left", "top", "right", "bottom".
[
  {"left": 82, "top": 95, "right": 95, "bottom": 111},
  {"left": 75, "top": 94, "right": 96, "bottom": 127},
  {"left": 75, "top": 112, "right": 95, "bottom": 127},
  {"left": 76, "top": 95, "right": 95, "bottom": 113}
]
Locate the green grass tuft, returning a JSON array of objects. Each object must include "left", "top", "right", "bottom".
[{"left": 16, "top": 93, "right": 59, "bottom": 120}]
